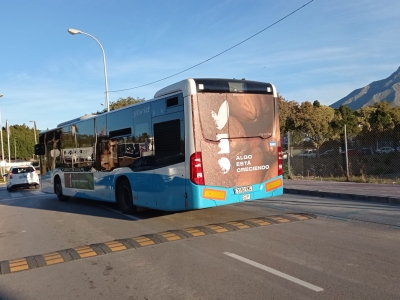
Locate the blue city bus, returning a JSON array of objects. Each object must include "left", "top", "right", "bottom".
[{"left": 35, "top": 78, "right": 283, "bottom": 212}]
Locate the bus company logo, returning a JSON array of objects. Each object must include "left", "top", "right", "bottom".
[{"left": 134, "top": 106, "right": 150, "bottom": 118}]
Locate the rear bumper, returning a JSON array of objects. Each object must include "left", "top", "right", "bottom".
[{"left": 9, "top": 182, "right": 39, "bottom": 189}]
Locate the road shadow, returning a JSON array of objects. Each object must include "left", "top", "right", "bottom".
[{"left": 0, "top": 189, "right": 176, "bottom": 221}]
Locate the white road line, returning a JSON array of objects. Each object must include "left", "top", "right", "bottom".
[
  {"left": 10, "top": 192, "right": 23, "bottom": 198},
  {"left": 30, "top": 191, "right": 45, "bottom": 195},
  {"left": 0, "top": 193, "right": 54, "bottom": 202},
  {"left": 223, "top": 252, "right": 324, "bottom": 292},
  {"left": 98, "top": 204, "right": 141, "bottom": 220}
]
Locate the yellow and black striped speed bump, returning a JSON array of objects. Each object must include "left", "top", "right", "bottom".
[{"left": 0, "top": 213, "right": 315, "bottom": 275}]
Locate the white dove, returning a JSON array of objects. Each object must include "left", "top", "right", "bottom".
[{"left": 211, "top": 100, "right": 229, "bottom": 130}]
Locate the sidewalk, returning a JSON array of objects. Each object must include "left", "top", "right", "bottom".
[{"left": 284, "top": 180, "right": 400, "bottom": 205}]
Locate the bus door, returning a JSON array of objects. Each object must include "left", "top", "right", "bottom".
[{"left": 151, "top": 112, "right": 186, "bottom": 211}]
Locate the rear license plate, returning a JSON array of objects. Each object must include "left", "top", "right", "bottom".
[
  {"left": 19, "top": 175, "right": 27, "bottom": 179},
  {"left": 242, "top": 194, "right": 251, "bottom": 201},
  {"left": 234, "top": 185, "right": 253, "bottom": 194}
]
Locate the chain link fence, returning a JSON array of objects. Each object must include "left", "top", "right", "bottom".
[{"left": 282, "top": 127, "right": 400, "bottom": 183}]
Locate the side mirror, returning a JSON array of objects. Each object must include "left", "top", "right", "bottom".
[{"left": 34, "top": 144, "right": 45, "bottom": 156}]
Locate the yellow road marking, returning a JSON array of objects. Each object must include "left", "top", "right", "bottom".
[
  {"left": 226, "top": 221, "right": 250, "bottom": 229},
  {"left": 269, "top": 216, "right": 291, "bottom": 223},
  {"left": 132, "top": 236, "right": 155, "bottom": 246},
  {"left": 291, "top": 214, "right": 310, "bottom": 221},
  {"left": 74, "top": 246, "right": 97, "bottom": 258},
  {"left": 43, "top": 252, "right": 64, "bottom": 265},
  {"left": 183, "top": 228, "right": 206, "bottom": 237},
  {"left": 9, "top": 258, "right": 29, "bottom": 272},
  {"left": 158, "top": 232, "right": 181, "bottom": 241},
  {"left": 104, "top": 241, "right": 127, "bottom": 252},
  {"left": 248, "top": 219, "right": 271, "bottom": 226},
  {"left": 204, "top": 225, "right": 229, "bottom": 233},
  {"left": 0, "top": 213, "right": 315, "bottom": 276}
]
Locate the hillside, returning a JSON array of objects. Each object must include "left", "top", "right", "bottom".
[{"left": 331, "top": 66, "right": 400, "bottom": 109}]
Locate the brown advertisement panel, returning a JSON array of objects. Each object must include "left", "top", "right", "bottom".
[{"left": 194, "top": 93, "right": 279, "bottom": 188}]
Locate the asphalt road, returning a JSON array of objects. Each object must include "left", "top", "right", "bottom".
[{"left": 0, "top": 188, "right": 399, "bottom": 299}]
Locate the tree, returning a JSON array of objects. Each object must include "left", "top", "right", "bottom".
[
  {"left": 330, "top": 105, "right": 360, "bottom": 138},
  {"left": 277, "top": 94, "right": 299, "bottom": 133},
  {"left": 96, "top": 96, "right": 145, "bottom": 114},
  {"left": 369, "top": 101, "right": 394, "bottom": 132},
  {"left": 313, "top": 100, "right": 321, "bottom": 107},
  {"left": 295, "top": 101, "right": 335, "bottom": 151},
  {"left": 1, "top": 123, "right": 38, "bottom": 160}
]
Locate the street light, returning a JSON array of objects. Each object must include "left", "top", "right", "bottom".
[
  {"left": 67, "top": 28, "right": 110, "bottom": 112},
  {"left": 14, "top": 137, "right": 16, "bottom": 161},
  {"left": 0, "top": 95, "right": 4, "bottom": 163},
  {"left": 29, "top": 120, "right": 37, "bottom": 160},
  {"left": 29, "top": 120, "right": 37, "bottom": 144}
]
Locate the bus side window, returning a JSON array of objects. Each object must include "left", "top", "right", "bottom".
[{"left": 153, "top": 118, "right": 184, "bottom": 167}]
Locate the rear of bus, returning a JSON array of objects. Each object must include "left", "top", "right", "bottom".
[{"left": 187, "top": 79, "right": 283, "bottom": 209}]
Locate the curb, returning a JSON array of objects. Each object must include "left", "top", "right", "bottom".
[{"left": 283, "top": 188, "right": 400, "bottom": 206}]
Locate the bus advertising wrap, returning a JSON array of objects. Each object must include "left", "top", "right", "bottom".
[
  {"left": 194, "top": 93, "right": 279, "bottom": 188},
  {"left": 64, "top": 173, "right": 95, "bottom": 190}
]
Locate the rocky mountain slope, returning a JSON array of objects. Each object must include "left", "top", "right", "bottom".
[{"left": 331, "top": 66, "right": 400, "bottom": 109}]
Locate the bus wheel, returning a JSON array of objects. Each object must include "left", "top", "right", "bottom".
[
  {"left": 117, "top": 179, "right": 137, "bottom": 214},
  {"left": 55, "top": 177, "right": 69, "bottom": 202}
]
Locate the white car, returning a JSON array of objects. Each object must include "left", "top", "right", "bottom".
[
  {"left": 376, "top": 147, "right": 395, "bottom": 154},
  {"left": 6, "top": 166, "right": 40, "bottom": 192},
  {"left": 298, "top": 149, "right": 317, "bottom": 158}
]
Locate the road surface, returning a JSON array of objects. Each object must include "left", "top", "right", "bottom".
[{"left": 0, "top": 188, "right": 399, "bottom": 299}]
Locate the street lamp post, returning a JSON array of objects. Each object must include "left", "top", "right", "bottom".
[
  {"left": 67, "top": 28, "right": 110, "bottom": 112},
  {"left": 0, "top": 94, "right": 4, "bottom": 162},
  {"left": 0, "top": 95, "right": 5, "bottom": 179},
  {"left": 29, "top": 120, "right": 37, "bottom": 160}
]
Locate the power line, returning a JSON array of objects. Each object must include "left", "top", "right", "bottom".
[{"left": 109, "top": 0, "right": 315, "bottom": 93}]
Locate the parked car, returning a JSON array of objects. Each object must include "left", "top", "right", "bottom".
[
  {"left": 360, "top": 148, "right": 374, "bottom": 155},
  {"left": 340, "top": 149, "right": 360, "bottom": 156},
  {"left": 320, "top": 149, "right": 335, "bottom": 157},
  {"left": 298, "top": 149, "right": 317, "bottom": 158},
  {"left": 6, "top": 166, "right": 40, "bottom": 192},
  {"left": 376, "top": 147, "right": 395, "bottom": 154}
]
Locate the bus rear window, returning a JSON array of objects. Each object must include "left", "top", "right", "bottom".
[{"left": 197, "top": 93, "right": 275, "bottom": 141}]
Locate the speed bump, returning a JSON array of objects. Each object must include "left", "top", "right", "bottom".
[{"left": 0, "top": 213, "right": 315, "bottom": 275}]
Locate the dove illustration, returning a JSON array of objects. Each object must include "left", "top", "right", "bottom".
[
  {"left": 211, "top": 101, "right": 229, "bottom": 130},
  {"left": 218, "top": 157, "right": 231, "bottom": 174}
]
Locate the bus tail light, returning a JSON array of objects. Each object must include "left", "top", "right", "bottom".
[
  {"left": 190, "top": 152, "right": 205, "bottom": 185},
  {"left": 278, "top": 146, "right": 283, "bottom": 176}
]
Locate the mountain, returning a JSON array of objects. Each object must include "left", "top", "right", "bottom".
[{"left": 330, "top": 66, "right": 400, "bottom": 110}]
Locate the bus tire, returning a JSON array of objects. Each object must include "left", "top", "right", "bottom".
[
  {"left": 117, "top": 179, "right": 136, "bottom": 214},
  {"left": 55, "top": 177, "right": 69, "bottom": 202}
]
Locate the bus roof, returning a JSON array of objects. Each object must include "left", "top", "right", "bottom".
[
  {"left": 40, "top": 78, "right": 276, "bottom": 134},
  {"left": 154, "top": 78, "right": 276, "bottom": 98}
]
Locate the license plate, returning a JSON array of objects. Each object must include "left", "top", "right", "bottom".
[
  {"left": 242, "top": 194, "right": 251, "bottom": 201},
  {"left": 234, "top": 185, "right": 253, "bottom": 194},
  {"left": 19, "top": 175, "right": 27, "bottom": 179}
]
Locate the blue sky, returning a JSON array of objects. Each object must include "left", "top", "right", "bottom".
[{"left": 1, "top": 0, "right": 400, "bottom": 131}]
